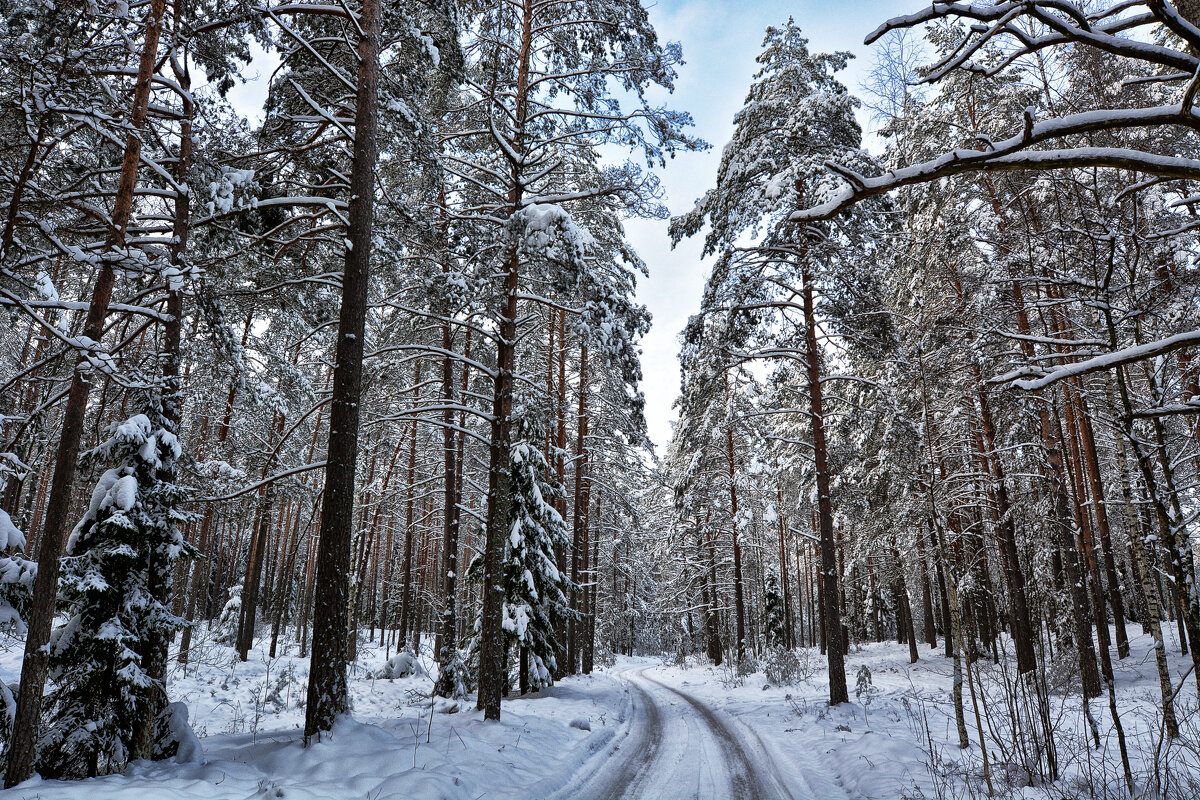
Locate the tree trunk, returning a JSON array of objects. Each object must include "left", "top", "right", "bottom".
[
  {"left": 568, "top": 343, "right": 590, "bottom": 675},
  {"left": 134, "top": 38, "right": 194, "bottom": 757},
  {"left": 892, "top": 549, "right": 919, "bottom": 664},
  {"left": 477, "top": 241, "right": 521, "bottom": 718},
  {"left": 972, "top": 383, "right": 1037, "bottom": 675},
  {"left": 777, "top": 489, "right": 795, "bottom": 650},
  {"left": 6, "top": 0, "right": 166, "bottom": 784},
  {"left": 918, "top": 529, "right": 937, "bottom": 649},
  {"left": 237, "top": 485, "right": 276, "bottom": 660},
  {"left": 726, "top": 424, "right": 747, "bottom": 663},
  {"left": 476, "top": 0, "right": 536, "bottom": 721},
  {"left": 396, "top": 379, "right": 420, "bottom": 647},
  {"left": 433, "top": 301, "right": 462, "bottom": 695},
  {"left": 583, "top": 502, "right": 598, "bottom": 674},
  {"left": 801, "top": 266, "right": 847, "bottom": 705},
  {"left": 270, "top": 503, "right": 306, "bottom": 658},
  {"left": 552, "top": 311, "right": 569, "bottom": 676},
  {"left": 303, "top": 0, "right": 382, "bottom": 742},
  {"left": 702, "top": 515, "right": 723, "bottom": 665}
]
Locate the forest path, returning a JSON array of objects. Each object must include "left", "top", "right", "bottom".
[{"left": 554, "top": 664, "right": 810, "bottom": 800}]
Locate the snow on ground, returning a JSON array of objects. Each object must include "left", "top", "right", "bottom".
[
  {"left": 639, "top": 628, "right": 1200, "bottom": 800},
  {"left": 0, "top": 631, "right": 634, "bottom": 800},
  {"left": 0, "top": 625, "right": 1196, "bottom": 799}
]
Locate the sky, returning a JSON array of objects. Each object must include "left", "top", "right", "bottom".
[{"left": 627, "top": 0, "right": 912, "bottom": 452}]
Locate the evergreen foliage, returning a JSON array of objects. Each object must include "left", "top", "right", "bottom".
[{"left": 38, "top": 408, "right": 195, "bottom": 779}]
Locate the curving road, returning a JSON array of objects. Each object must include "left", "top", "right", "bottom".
[{"left": 555, "top": 666, "right": 804, "bottom": 800}]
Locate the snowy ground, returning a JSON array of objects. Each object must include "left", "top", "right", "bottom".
[{"left": 0, "top": 625, "right": 1197, "bottom": 799}]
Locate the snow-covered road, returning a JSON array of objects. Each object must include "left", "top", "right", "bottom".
[
  {"left": 557, "top": 665, "right": 803, "bottom": 800},
  {"left": 7, "top": 635, "right": 1190, "bottom": 799}
]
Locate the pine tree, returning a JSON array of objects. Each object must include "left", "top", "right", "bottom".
[{"left": 670, "top": 18, "right": 885, "bottom": 706}]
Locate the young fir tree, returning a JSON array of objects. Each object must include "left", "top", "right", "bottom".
[
  {"left": 762, "top": 570, "right": 787, "bottom": 649},
  {"left": 469, "top": 403, "right": 572, "bottom": 694},
  {"left": 0, "top": 508, "right": 35, "bottom": 772},
  {"left": 37, "top": 408, "right": 194, "bottom": 779}
]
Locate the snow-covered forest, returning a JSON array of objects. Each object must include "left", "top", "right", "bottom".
[{"left": 2, "top": 0, "right": 1200, "bottom": 798}]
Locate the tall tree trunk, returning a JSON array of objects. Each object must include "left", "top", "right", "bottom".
[
  {"left": 6, "top": 0, "right": 167, "bottom": 783},
  {"left": 271, "top": 503, "right": 306, "bottom": 658},
  {"left": 703, "top": 523, "right": 723, "bottom": 665},
  {"left": 582, "top": 500, "right": 598, "bottom": 674},
  {"left": 397, "top": 363, "right": 422, "bottom": 644},
  {"left": 567, "top": 343, "right": 590, "bottom": 675},
  {"left": 476, "top": 0, "right": 536, "bottom": 722},
  {"left": 971, "top": 383, "right": 1037, "bottom": 675},
  {"left": 892, "top": 549, "right": 919, "bottom": 664},
  {"left": 777, "top": 488, "right": 795, "bottom": 650},
  {"left": 237, "top": 484, "right": 276, "bottom": 660},
  {"left": 725, "top": 423, "right": 747, "bottom": 663},
  {"left": 434, "top": 299, "right": 462, "bottom": 695},
  {"left": 134, "top": 36, "right": 194, "bottom": 757},
  {"left": 1072, "top": 386, "right": 1129, "bottom": 659},
  {"left": 801, "top": 266, "right": 847, "bottom": 705},
  {"left": 304, "top": 0, "right": 382, "bottom": 742},
  {"left": 918, "top": 529, "right": 937, "bottom": 649},
  {"left": 552, "top": 311, "right": 569, "bottom": 676},
  {"left": 478, "top": 237, "right": 521, "bottom": 717},
  {"left": 1059, "top": 391, "right": 1116, "bottom": 686}
]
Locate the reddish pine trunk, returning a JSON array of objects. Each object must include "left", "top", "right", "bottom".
[{"left": 6, "top": 0, "right": 167, "bottom": 783}]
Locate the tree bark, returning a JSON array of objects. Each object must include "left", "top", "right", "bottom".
[
  {"left": 6, "top": 0, "right": 166, "bottom": 784},
  {"left": 1072, "top": 387, "right": 1129, "bottom": 659},
  {"left": 971, "top": 382, "right": 1037, "bottom": 675},
  {"left": 476, "top": 0, "right": 536, "bottom": 721},
  {"left": 134, "top": 35, "right": 194, "bottom": 756},
  {"left": 398, "top": 377, "right": 420, "bottom": 645},
  {"left": 433, "top": 289, "right": 462, "bottom": 694},
  {"left": 801, "top": 266, "right": 847, "bottom": 705},
  {"left": 702, "top": 511, "right": 723, "bottom": 664},
  {"left": 725, "top": 424, "right": 747, "bottom": 663},
  {"left": 303, "top": 0, "right": 382, "bottom": 742},
  {"left": 567, "top": 344, "right": 590, "bottom": 675}
]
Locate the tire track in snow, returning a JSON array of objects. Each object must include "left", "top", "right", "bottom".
[
  {"left": 546, "top": 665, "right": 662, "bottom": 800},
  {"left": 563, "top": 665, "right": 801, "bottom": 800},
  {"left": 636, "top": 670, "right": 794, "bottom": 800},
  {"left": 588, "top": 670, "right": 667, "bottom": 799}
]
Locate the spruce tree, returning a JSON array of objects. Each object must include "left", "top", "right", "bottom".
[
  {"left": 37, "top": 408, "right": 194, "bottom": 779},
  {"left": 468, "top": 403, "right": 572, "bottom": 693},
  {"left": 763, "top": 570, "right": 787, "bottom": 649},
  {"left": 0, "top": 509, "right": 34, "bottom": 774}
]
